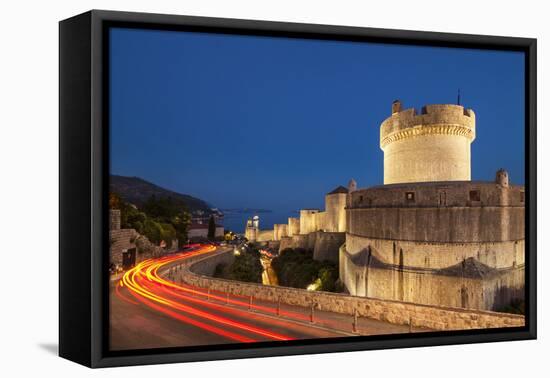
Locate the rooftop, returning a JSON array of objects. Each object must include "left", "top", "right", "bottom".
[{"left": 327, "top": 185, "right": 349, "bottom": 195}]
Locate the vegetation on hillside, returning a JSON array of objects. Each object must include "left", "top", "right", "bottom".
[
  {"left": 109, "top": 192, "right": 190, "bottom": 249},
  {"left": 271, "top": 248, "right": 340, "bottom": 292},
  {"left": 213, "top": 247, "right": 263, "bottom": 283}
]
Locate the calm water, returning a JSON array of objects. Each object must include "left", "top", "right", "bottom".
[{"left": 222, "top": 210, "right": 298, "bottom": 234}]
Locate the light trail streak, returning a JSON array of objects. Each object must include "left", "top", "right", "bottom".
[{"left": 119, "top": 245, "right": 295, "bottom": 343}]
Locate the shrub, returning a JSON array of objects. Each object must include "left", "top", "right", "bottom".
[
  {"left": 271, "top": 248, "right": 339, "bottom": 292},
  {"left": 214, "top": 249, "right": 262, "bottom": 283}
]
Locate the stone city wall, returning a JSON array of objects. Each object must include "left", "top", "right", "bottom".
[
  {"left": 110, "top": 209, "right": 121, "bottom": 231},
  {"left": 288, "top": 217, "right": 300, "bottom": 236},
  {"left": 347, "top": 206, "right": 525, "bottom": 243},
  {"left": 324, "top": 193, "right": 347, "bottom": 232},
  {"left": 256, "top": 229, "right": 274, "bottom": 242},
  {"left": 279, "top": 234, "right": 309, "bottom": 251},
  {"left": 350, "top": 182, "right": 524, "bottom": 209},
  {"left": 313, "top": 232, "right": 346, "bottom": 263},
  {"left": 340, "top": 245, "right": 525, "bottom": 311},
  {"left": 110, "top": 228, "right": 138, "bottom": 266},
  {"left": 273, "top": 224, "right": 289, "bottom": 241},
  {"left": 280, "top": 231, "right": 345, "bottom": 263},
  {"left": 345, "top": 234, "right": 525, "bottom": 270},
  {"left": 181, "top": 250, "right": 524, "bottom": 331},
  {"left": 300, "top": 209, "right": 321, "bottom": 234}
]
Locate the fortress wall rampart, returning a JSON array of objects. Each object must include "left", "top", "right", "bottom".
[
  {"left": 324, "top": 193, "right": 347, "bottom": 232},
  {"left": 345, "top": 234, "right": 525, "bottom": 270},
  {"left": 350, "top": 183, "right": 524, "bottom": 208},
  {"left": 300, "top": 209, "right": 320, "bottom": 234},
  {"left": 110, "top": 228, "right": 138, "bottom": 266},
  {"left": 347, "top": 206, "right": 525, "bottom": 243},
  {"left": 340, "top": 246, "right": 524, "bottom": 311},
  {"left": 314, "top": 211, "right": 327, "bottom": 231},
  {"left": 182, "top": 249, "right": 524, "bottom": 330},
  {"left": 313, "top": 232, "right": 345, "bottom": 263},
  {"left": 255, "top": 229, "right": 274, "bottom": 242},
  {"left": 279, "top": 231, "right": 344, "bottom": 263},
  {"left": 273, "top": 224, "right": 288, "bottom": 241},
  {"left": 279, "top": 234, "right": 309, "bottom": 251},
  {"left": 110, "top": 209, "right": 121, "bottom": 231},
  {"left": 288, "top": 217, "right": 300, "bottom": 236}
]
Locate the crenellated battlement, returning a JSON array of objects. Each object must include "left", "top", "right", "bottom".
[{"left": 380, "top": 102, "right": 476, "bottom": 149}]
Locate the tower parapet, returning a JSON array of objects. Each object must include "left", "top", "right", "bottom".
[{"left": 380, "top": 101, "right": 476, "bottom": 184}]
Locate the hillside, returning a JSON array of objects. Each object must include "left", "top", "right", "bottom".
[{"left": 110, "top": 175, "right": 211, "bottom": 212}]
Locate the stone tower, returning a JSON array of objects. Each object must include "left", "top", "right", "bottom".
[
  {"left": 380, "top": 100, "right": 476, "bottom": 184},
  {"left": 245, "top": 216, "right": 259, "bottom": 241},
  {"left": 496, "top": 168, "right": 510, "bottom": 187},
  {"left": 325, "top": 186, "right": 348, "bottom": 233}
]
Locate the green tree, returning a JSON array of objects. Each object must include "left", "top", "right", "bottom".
[
  {"left": 271, "top": 248, "right": 339, "bottom": 292},
  {"left": 111, "top": 192, "right": 190, "bottom": 248},
  {"left": 159, "top": 223, "right": 176, "bottom": 248},
  {"left": 207, "top": 215, "right": 216, "bottom": 240},
  {"left": 213, "top": 249, "right": 262, "bottom": 283}
]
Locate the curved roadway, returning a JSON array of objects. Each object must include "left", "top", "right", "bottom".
[{"left": 110, "top": 244, "right": 414, "bottom": 351}]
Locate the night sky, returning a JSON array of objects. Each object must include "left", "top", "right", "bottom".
[{"left": 110, "top": 27, "right": 525, "bottom": 212}]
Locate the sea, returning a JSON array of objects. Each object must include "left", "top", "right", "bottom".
[{"left": 221, "top": 210, "right": 298, "bottom": 234}]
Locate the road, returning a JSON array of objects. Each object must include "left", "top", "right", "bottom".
[{"left": 110, "top": 245, "right": 421, "bottom": 351}]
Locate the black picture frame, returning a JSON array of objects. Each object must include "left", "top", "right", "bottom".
[{"left": 59, "top": 9, "right": 537, "bottom": 368}]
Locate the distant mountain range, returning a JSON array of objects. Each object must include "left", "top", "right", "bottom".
[{"left": 110, "top": 175, "right": 211, "bottom": 212}]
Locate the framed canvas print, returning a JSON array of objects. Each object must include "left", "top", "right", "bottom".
[{"left": 59, "top": 10, "right": 537, "bottom": 368}]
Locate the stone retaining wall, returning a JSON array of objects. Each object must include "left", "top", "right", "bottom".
[{"left": 182, "top": 250, "right": 525, "bottom": 331}]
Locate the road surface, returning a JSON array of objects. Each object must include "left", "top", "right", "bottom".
[{"left": 110, "top": 245, "right": 421, "bottom": 351}]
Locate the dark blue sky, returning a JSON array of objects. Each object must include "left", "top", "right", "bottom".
[{"left": 110, "top": 28, "right": 525, "bottom": 211}]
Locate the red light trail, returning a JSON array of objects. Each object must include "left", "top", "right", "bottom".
[{"left": 118, "top": 245, "right": 297, "bottom": 343}]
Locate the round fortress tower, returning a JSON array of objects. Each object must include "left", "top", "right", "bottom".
[{"left": 380, "top": 100, "right": 476, "bottom": 184}]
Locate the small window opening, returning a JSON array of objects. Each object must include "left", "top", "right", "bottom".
[{"left": 469, "top": 190, "right": 481, "bottom": 202}]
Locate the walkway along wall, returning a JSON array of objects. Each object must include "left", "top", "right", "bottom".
[{"left": 179, "top": 250, "right": 524, "bottom": 331}]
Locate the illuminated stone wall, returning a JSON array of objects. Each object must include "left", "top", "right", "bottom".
[
  {"left": 299, "top": 209, "right": 321, "bottom": 234},
  {"left": 324, "top": 192, "right": 347, "bottom": 232},
  {"left": 348, "top": 182, "right": 525, "bottom": 243},
  {"left": 345, "top": 234, "right": 525, "bottom": 270},
  {"left": 341, "top": 175, "right": 525, "bottom": 311},
  {"left": 313, "top": 232, "right": 345, "bottom": 263},
  {"left": 273, "top": 224, "right": 289, "bottom": 241},
  {"left": 181, "top": 249, "right": 525, "bottom": 331},
  {"left": 339, "top": 245, "right": 525, "bottom": 311},
  {"left": 288, "top": 217, "right": 300, "bottom": 236},
  {"left": 256, "top": 230, "right": 274, "bottom": 242}
]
